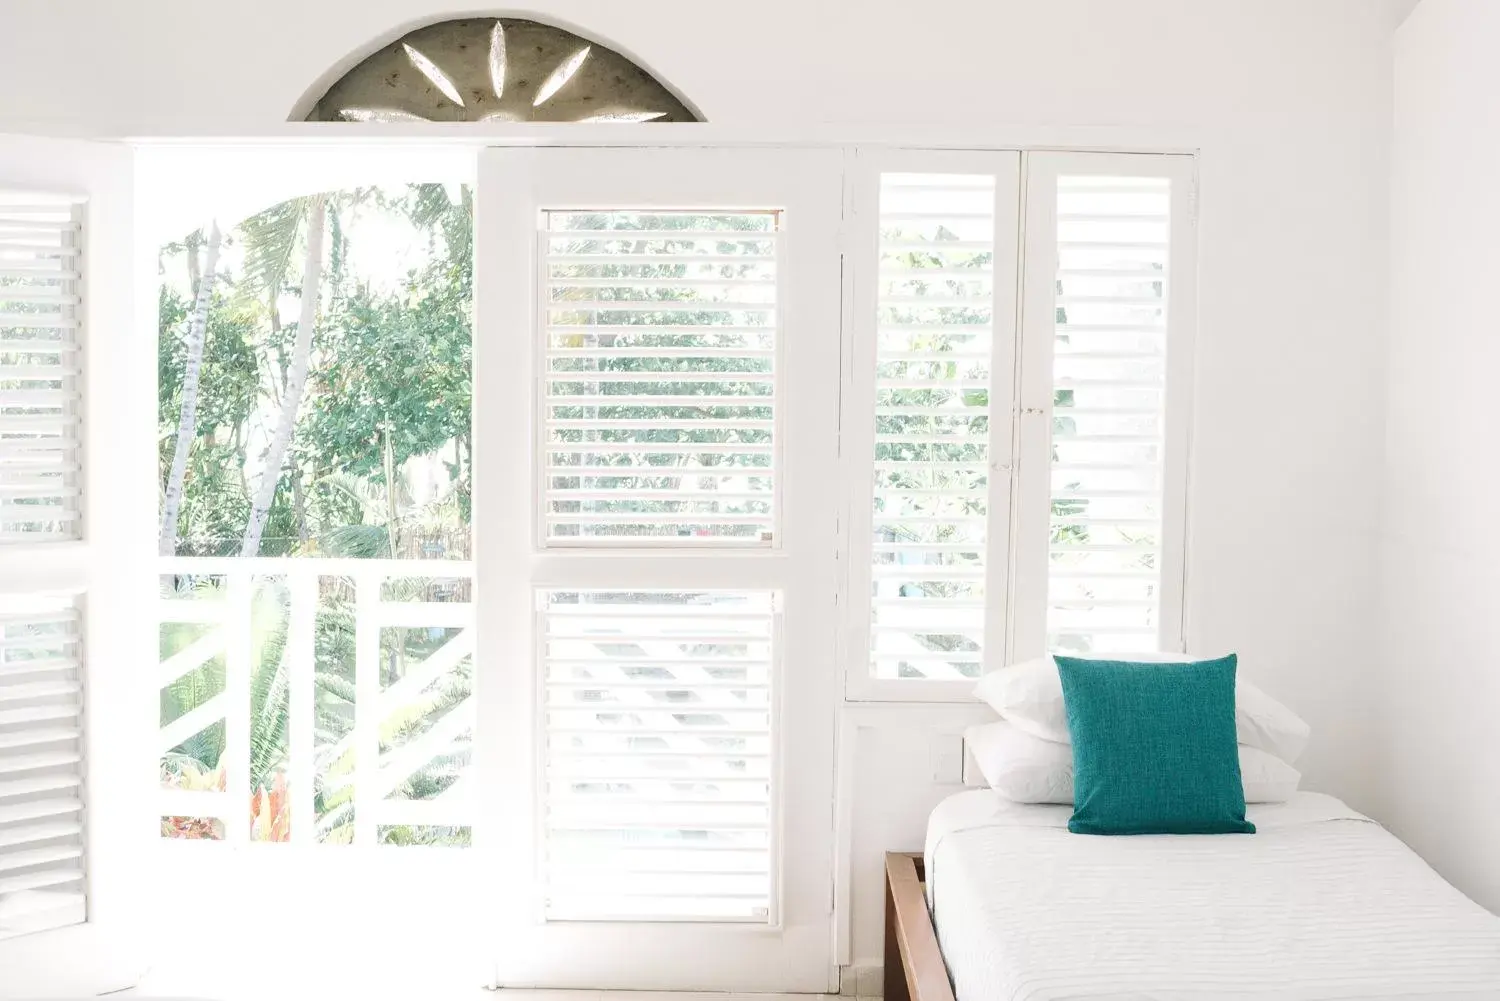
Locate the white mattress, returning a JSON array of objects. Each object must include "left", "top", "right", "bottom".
[{"left": 924, "top": 790, "right": 1500, "bottom": 1001}]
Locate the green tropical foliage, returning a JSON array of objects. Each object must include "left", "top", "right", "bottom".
[{"left": 157, "top": 184, "right": 474, "bottom": 846}]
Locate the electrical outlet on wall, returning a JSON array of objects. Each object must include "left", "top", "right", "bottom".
[{"left": 928, "top": 732, "right": 965, "bottom": 785}]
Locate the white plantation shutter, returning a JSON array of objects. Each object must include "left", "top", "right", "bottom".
[
  {"left": 543, "top": 210, "right": 779, "bottom": 546},
  {"left": 854, "top": 151, "right": 1193, "bottom": 694},
  {"left": 1015, "top": 153, "right": 1194, "bottom": 659},
  {"left": 0, "top": 594, "right": 85, "bottom": 941},
  {"left": 0, "top": 188, "right": 88, "bottom": 946},
  {"left": 539, "top": 589, "right": 775, "bottom": 922},
  {"left": 1045, "top": 176, "right": 1173, "bottom": 651},
  {"left": 864, "top": 169, "right": 1011, "bottom": 682},
  {"left": 0, "top": 199, "right": 81, "bottom": 542}
]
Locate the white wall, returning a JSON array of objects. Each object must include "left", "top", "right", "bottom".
[
  {"left": 1377, "top": 0, "right": 1500, "bottom": 914},
  {"left": 0, "top": 0, "right": 1402, "bottom": 975}
]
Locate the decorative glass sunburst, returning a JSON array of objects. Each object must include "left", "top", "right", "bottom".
[{"left": 301, "top": 18, "right": 700, "bottom": 123}]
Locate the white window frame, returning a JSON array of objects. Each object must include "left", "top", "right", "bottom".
[{"left": 843, "top": 148, "right": 1197, "bottom": 702}]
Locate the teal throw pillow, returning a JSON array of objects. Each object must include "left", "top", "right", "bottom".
[{"left": 1055, "top": 654, "right": 1254, "bottom": 836}]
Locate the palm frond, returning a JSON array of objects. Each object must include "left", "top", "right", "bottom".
[
  {"left": 319, "top": 523, "right": 389, "bottom": 559},
  {"left": 237, "top": 197, "right": 312, "bottom": 299}
]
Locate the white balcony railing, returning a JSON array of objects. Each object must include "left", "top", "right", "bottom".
[{"left": 156, "top": 558, "right": 474, "bottom": 847}]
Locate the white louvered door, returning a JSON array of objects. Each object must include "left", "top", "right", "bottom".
[
  {"left": 0, "top": 136, "right": 146, "bottom": 999},
  {"left": 478, "top": 147, "right": 841, "bottom": 991}
]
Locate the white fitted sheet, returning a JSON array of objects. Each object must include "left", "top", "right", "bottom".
[{"left": 924, "top": 790, "right": 1500, "bottom": 1000}]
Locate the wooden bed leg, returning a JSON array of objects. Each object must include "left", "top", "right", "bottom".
[
  {"left": 885, "top": 868, "right": 911, "bottom": 1001},
  {"left": 885, "top": 852, "right": 955, "bottom": 1001}
]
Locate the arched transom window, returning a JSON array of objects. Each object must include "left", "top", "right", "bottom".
[{"left": 301, "top": 17, "right": 700, "bottom": 123}]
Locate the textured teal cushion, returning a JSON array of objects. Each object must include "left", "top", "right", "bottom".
[{"left": 1055, "top": 654, "right": 1255, "bottom": 836}]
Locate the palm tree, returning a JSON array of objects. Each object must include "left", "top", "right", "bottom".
[
  {"left": 241, "top": 193, "right": 328, "bottom": 556},
  {"left": 159, "top": 223, "right": 223, "bottom": 556}
]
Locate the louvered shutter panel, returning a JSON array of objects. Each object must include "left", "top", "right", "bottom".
[
  {"left": 1046, "top": 176, "right": 1173, "bottom": 652},
  {"left": 0, "top": 199, "right": 81, "bottom": 542},
  {"left": 868, "top": 174, "right": 997, "bottom": 679},
  {"left": 0, "top": 595, "right": 84, "bottom": 940},
  {"left": 543, "top": 210, "right": 778, "bottom": 546},
  {"left": 540, "top": 589, "right": 775, "bottom": 922}
]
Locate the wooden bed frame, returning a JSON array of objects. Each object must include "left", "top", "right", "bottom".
[{"left": 884, "top": 852, "right": 955, "bottom": 1001}]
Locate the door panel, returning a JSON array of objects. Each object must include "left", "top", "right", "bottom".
[
  {"left": 0, "top": 133, "right": 144, "bottom": 1000},
  {"left": 475, "top": 147, "right": 842, "bottom": 991}
]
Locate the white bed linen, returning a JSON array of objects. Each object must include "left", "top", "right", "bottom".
[{"left": 924, "top": 790, "right": 1500, "bottom": 1001}]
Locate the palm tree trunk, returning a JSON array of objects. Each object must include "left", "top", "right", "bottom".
[
  {"left": 241, "top": 196, "right": 327, "bottom": 557},
  {"left": 292, "top": 473, "right": 310, "bottom": 545},
  {"left": 382, "top": 425, "right": 400, "bottom": 559},
  {"left": 159, "top": 224, "right": 222, "bottom": 557}
]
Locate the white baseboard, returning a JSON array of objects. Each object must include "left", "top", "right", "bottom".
[{"left": 838, "top": 961, "right": 883, "bottom": 997}]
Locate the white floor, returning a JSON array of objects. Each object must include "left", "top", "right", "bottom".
[
  {"left": 122, "top": 991, "right": 864, "bottom": 1001},
  {"left": 124, "top": 983, "right": 880, "bottom": 1001}
]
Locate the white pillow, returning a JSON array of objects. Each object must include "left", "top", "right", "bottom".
[
  {"left": 973, "top": 653, "right": 1311, "bottom": 764},
  {"left": 964, "top": 719, "right": 1302, "bottom": 805}
]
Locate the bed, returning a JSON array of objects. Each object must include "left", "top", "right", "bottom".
[{"left": 886, "top": 790, "right": 1500, "bottom": 1001}]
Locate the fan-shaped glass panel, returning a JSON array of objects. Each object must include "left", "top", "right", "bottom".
[{"left": 302, "top": 18, "right": 700, "bottom": 123}]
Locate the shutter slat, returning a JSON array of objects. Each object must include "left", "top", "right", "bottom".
[
  {"left": 0, "top": 820, "right": 87, "bottom": 849},
  {"left": 0, "top": 679, "right": 81, "bottom": 700},
  {"left": 0, "top": 749, "right": 81, "bottom": 774},
  {"left": 0, "top": 705, "right": 80, "bottom": 726},
  {"left": 0, "top": 867, "right": 83, "bottom": 896},
  {"left": 0, "top": 315, "right": 76, "bottom": 329},
  {"left": 546, "top": 277, "right": 775, "bottom": 290},
  {"left": 0, "top": 244, "right": 79, "bottom": 257},
  {"left": 0, "top": 846, "right": 83, "bottom": 873},
  {"left": 0, "top": 340, "right": 77, "bottom": 352},
  {"left": 546, "top": 371, "right": 774, "bottom": 384},
  {"left": 545, "top": 395, "right": 771, "bottom": 409},
  {"left": 541, "top": 590, "right": 776, "bottom": 923},
  {"left": 547, "top": 348, "right": 776, "bottom": 360},
  {"left": 548, "top": 324, "right": 772, "bottom": 336},
  {"left": 880, "top": 239, "right": 991, "bottom": 252},
  {"left": 544, "top": 209, "right": 780, "bottom": 546},
  {"left": 0, "top": 290, "right": 80, "bottom": 305},
  {"left": 0, "top": 727, "right": 79, "bottom": 751},
  {"left": 548, "top": 253, "right": 768, "bottom": 265},
  {"left": 547, "top": 300, "right": 773, "bottom": 314},
  {"left": 547, "top": 229, "right": 777, "bottom": 241},
  {"left": 0, "top": 797, "right": 82, "bottom": 826},
  {"left": 0, "top": 773, "right": 80, "bottom": 800}
]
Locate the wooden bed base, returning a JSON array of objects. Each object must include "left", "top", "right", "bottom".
[{"left": 884, "top": 852, "right": 955, "bottom": 1001}]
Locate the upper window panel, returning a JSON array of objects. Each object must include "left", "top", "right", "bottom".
[
  {"left": 301, "top": 18, "right": 701, "bottom": 124},
  {"left": 543, "top": 210, "right": 779, "bottom": 547}
]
